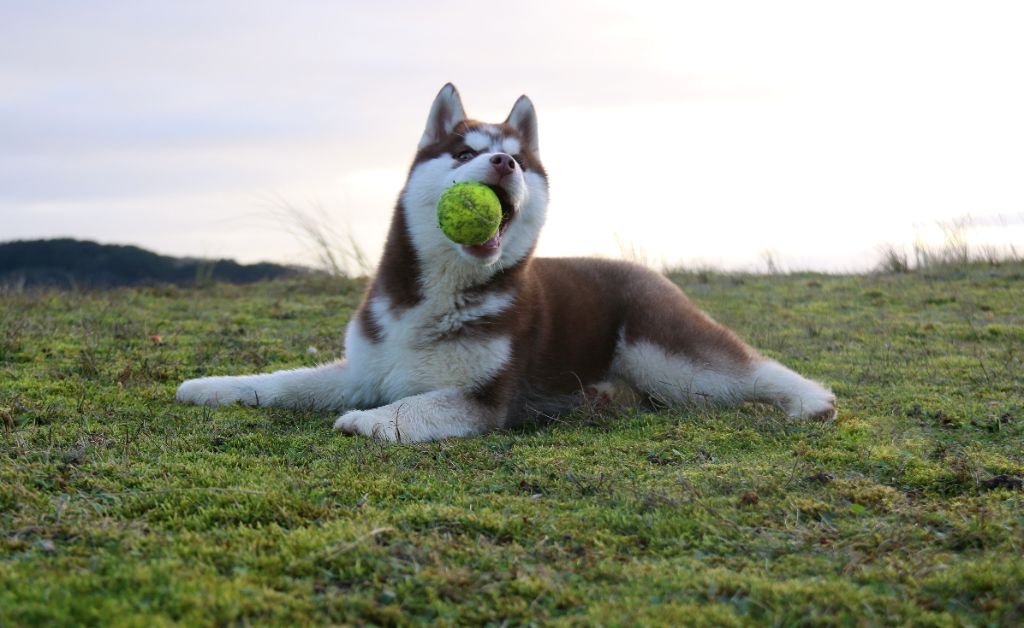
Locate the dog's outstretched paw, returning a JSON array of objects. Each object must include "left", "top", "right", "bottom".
[
  {"left": 175, "top": 377, "right": 259, "bottom": 407},
  {"left": 333, "top": 409, "right": 400, "bottom": 442}
]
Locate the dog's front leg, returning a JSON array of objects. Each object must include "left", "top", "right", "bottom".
[
  {"left": 333, "top": 388, "right": 503, "bottom": 443},
  {"left": 176, "top": 360, "right": 353, "bottom": 410}
]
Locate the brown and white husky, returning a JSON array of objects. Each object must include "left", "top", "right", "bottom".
[{"left": 176, "top": 84, "right": 837, "bottom": 442}]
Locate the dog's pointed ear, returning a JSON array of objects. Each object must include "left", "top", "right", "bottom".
[
  {"left": 419, "top": 83, "right": 466, "bottom": 149},
  {"left": 505, "top": 95, "right": 539, "bottom": 153}
]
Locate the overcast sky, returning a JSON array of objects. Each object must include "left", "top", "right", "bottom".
[{"left": 2, "top": 0, "right": 1022, "bottom": 272}]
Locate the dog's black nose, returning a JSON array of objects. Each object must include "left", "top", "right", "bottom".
[{"left": 490, "top": 153, "right": 516, "bottom": 177}]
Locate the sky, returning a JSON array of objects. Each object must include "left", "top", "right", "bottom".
[{"left": 2, "top": 0, "right": 1023, "bottom": 273}]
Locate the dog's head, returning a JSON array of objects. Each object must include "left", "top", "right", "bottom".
[{"left": 401, "top": 84, "right": 548, "bottom": 272}]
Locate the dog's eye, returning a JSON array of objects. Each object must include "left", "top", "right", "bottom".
[
  {"left": 455, "top": 150, "right": 477, "bottom": 162},
  {"left": 512, "top": 154, "right": 524, "bottom": 168}
]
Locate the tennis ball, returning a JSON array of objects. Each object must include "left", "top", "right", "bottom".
[{"left": 436, "top": 182, "right": 502, "bottom": 245}]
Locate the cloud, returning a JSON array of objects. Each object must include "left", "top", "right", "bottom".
[
  {"left": 2, "top": 1, "right": 1023, "bottom": 271},
  {"left": 0, "top": 1, "right": 726, "bottom": 207}
]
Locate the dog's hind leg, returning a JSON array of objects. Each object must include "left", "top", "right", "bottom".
[
  {"left": 611, "top": 271, "right": 836, "bottom": 420},
  {"left": 176, "top": 359, "right": 354, "bottom": 411},
  {"left": 612, "top": 339, "right": 837, "bottom": 420}
]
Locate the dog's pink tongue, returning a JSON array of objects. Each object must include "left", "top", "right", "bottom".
[{"left": 464, "top": 232, "right": 501, "bottom": 257}]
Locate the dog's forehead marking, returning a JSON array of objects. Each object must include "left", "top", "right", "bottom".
[
  {"left": 463, "top": 130, "right": 491, "bottom": 152},
  {"left": 463, "top": 125, "right": 520, "bottom": 154}
]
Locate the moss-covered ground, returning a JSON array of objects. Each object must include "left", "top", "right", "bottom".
[{"left": 2, "top": 263, "right": 1022, "bottom": 625}]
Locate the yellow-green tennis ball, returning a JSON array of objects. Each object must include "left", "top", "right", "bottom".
[{"left": 436, "top": 182, "right": 502, "bottom": 245}]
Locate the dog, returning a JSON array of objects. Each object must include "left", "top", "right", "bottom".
[{"left": 176, "top": 83, "right": 837, "bottom": 442}]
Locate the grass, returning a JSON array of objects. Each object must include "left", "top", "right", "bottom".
[{"left": 2, "top": 262, "right": 1023, "bottom": 626}]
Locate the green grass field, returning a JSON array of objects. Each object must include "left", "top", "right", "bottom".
[{"left": 2, "top": 263, "right": 1022, "bottom": 626}]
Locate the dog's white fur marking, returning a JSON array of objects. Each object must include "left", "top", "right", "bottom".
[
  {"left": 464, "top": 129, "right": 494, "bottom": 152},
  {"left": 433, "top": 291, "right": 516, "bottom": 333},
  {"left": 176, "top": 83, "right": 837, "bottom": 442},
  {"left": 501, "top": 137, "right": 521, "bottom": 156}
]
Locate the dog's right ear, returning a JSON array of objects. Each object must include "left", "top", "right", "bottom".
[
  {"left": 505, "top": 95, "right": 539, "bottom": 153},
  {"left": 419, "top": 83, "right": 466, "bottom": 149}
]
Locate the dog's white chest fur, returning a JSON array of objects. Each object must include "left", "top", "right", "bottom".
[{"left": 342, "top": 291, "right": 514, "bottom": 405}]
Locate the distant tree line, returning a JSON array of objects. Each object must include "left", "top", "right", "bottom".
[{"left": 0, "top": 239, "right": 300, "bottom": 289}]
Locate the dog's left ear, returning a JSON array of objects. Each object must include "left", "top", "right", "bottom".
[
  {"left": 419, "top": 83, "right": 467, "bottom": 149},
  {"left": 505, "top": 95, "right": 539, "bottom": 153}
]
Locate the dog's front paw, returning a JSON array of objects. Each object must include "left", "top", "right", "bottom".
[
  {"left": 176, "top": 376, "right": 258, "bottom": 407},
  {"left": 333, "top": 408, "right": 400, "bottom": 442}
]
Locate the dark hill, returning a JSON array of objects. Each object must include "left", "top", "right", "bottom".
[{"left": 0, "top": 239, "right": 300, "bottom": 289}]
